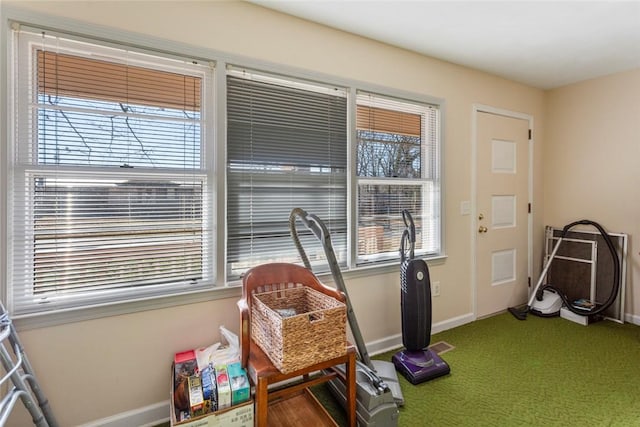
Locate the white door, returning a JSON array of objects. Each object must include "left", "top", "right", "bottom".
[{"left": 475, "top": 111, "right": 530, "bottom": 318}]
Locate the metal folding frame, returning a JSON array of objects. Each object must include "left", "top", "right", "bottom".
[
  {"left": 545, "top": 226, "right": 627, "bottom": 323},
  {"left": 0, "top": 303, "right": 58, "bottom": 427}
]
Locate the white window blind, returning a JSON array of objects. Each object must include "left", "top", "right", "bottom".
[
  {"left": 226, "top": 68, "right": 347, "bottom": 279},
  {"left": 10, "top": 28, "right": 214, "bottom": 315},
  {"left": 356, "top": 91, "right": 441, "bottom": 264}
]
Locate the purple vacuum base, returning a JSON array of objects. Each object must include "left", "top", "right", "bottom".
[{"left": 392, "top": 349, "right": 450, "bottom": 385}]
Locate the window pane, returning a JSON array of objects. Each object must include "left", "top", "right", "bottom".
[
  {"left": 358, "top": 183, "right": 424, "bottom": 258},
  {"left": 36, "top": 50, "right": 202, "bottom": 169},
  {"left": 37, "top": 103, "right": 200, "bottom": 168},
  {"left": 227, "top": 74, "right": 347, "bottom": 168},
  {"left": 356, "top": 129, "right": 421, "bottom": 178},
  {"left": 32, "top": 176, "right": 206, "bottom": 294},
  {"left": 227, "top": 168, "right": 347, "bottom": 270}
]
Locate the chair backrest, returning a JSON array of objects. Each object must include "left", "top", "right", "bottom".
[{"left": 242, "top": 262, "right": 345, "bottom": 306}]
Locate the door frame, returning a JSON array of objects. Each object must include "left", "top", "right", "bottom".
[{"left": 471, "top": 104, "right": 534, "bottom": 320}]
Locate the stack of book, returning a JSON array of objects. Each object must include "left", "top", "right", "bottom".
[{"left": 572, "top": 298, "right": 595, "bottom": 311}]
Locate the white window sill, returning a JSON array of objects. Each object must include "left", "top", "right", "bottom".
[{"left": 14, "top": 255, "right": 447, "bottom": 331}]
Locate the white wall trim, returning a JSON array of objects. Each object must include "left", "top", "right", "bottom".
[
  {"left": 368, "top": 311, "right": 475, "bottom": 356},
  {"left": 78, "top": 401, "right": 169, "bottom": 427},
  {"left": 625, "top": 313, "right": 640, "bottom": 326},
  {"left": 432, "top": 312, "right": 476, "bottom": 334},
  {"left": 367, "top": 333, "right": 403, "bottom": 355}
]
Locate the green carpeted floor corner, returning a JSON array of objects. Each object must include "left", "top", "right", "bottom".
[{"left": 312, "top": 313, "right": 640, "bottom": 426}]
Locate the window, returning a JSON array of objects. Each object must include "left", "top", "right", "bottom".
[
  {"left": 9, "top": 28, "right": 214, "bottom": 315},
  {"left": 356, "top": 92, "right": 441, "bottom": 264},
  {"left": 226, "top": 68, "right": 347, "bottom": 279}
]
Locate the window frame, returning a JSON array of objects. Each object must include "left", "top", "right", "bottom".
[
  {"left": 225, "top": 66, "right": 349, "bottom": 279},
  {"left": 351, "top": 90, "right": 443, "bottom": 267},
  {"left": 8, "top": 27, "right": 217, "bottom": 317}
]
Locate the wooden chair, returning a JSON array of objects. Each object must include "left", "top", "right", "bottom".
[{"left": 237, "top": 263, "right": 356, "bottom": 427}]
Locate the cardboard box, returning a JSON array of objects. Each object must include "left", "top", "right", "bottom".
[
  {"left": 227, "top": 362, "right": 250, "bottom": 405},
  {"left": 170, "top": 400, "right": 254, "bottom": 427},
  {"left": 208, "top": 402, "right": 254, "bottom": 427},
  {"left": 170, "top": 363, "right": 253, "bottom": 427}
]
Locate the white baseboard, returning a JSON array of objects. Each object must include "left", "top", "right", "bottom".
[
  {"left": 625, "top": 313, "right": 640, "bottom": 325},
  {"left": 368, "top": 312, "right": 475, "bottom": 356},
  {"left": 78, "top": 401, "right": 169, "bottom": 427},
  {"left": 366, "top": 333, "right": 402, "bottom": 356},
  {"left": 432, "top": 312, "right": 475, "bottom": 335}
]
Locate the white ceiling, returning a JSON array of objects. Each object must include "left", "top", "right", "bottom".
[{"left": 249, "top": 1, "right": 640, "bottom": 89}]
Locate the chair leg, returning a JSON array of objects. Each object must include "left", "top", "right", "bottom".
[{"left": 255, "top": 377, "right": 269, "bottom": 427}]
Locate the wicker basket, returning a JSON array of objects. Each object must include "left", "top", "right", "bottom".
[{"left": 251, "top": 285, "right": 347, "bottom": 374}]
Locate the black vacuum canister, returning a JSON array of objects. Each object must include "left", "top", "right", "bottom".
[{"left": 401, "top": 258, "right": 432, "bottom": 351}]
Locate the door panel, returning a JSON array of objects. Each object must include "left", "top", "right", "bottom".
[{"left": 476, "top": 112, "right": 529, "bottom": 318}]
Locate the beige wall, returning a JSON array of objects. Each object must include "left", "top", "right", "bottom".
[
  {"left": 544, "top": 69, "right": 640, "bottom": 318},
  {"left": 0, "top": 1, "right": 549, "bottom": 426}
]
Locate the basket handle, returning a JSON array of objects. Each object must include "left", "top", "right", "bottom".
[{"left": 308, "top": 312, "right": 325, "bottom": 323}]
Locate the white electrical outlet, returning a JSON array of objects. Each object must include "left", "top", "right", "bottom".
[{"left": 432, "top": 281, "right": 440, "bottom": 297}]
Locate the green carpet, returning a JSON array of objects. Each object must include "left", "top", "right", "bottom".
[{"left": 312, "top": 313, "right": 640, "bottom": 426}]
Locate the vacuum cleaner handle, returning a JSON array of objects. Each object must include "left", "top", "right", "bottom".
[
  {"left": 400, "top": 209, "right": 416, "bottom": 262},
  {"left": 289, "top": 207, "right": 321, "bottom": 270},
  {"left": 525, "top": 236, "right": 564, "bottom": 308},
  {"left": 289, "top": 208, "right": 374, "bottom": 368}
]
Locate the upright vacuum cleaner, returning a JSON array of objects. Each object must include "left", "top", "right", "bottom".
[
  {"left": 289, "top": 208, "right": 401, "bottom": 427},
  {"left": 391, "top": 210, "right": 451, "bottom": 384}
]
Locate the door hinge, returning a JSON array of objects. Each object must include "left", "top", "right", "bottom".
[
  {"left": 528, "top": 203, "right": 531, "bottom": 213},
  {"left": 528, "top": 277, "right": 531, "bottom": 287},
  {"left": 528, "top": 129, "right": 532, "bottom": 140}
]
